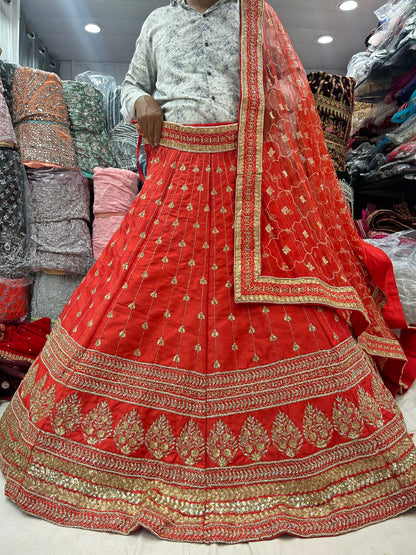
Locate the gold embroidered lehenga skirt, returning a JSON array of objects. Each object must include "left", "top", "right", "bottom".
[{"left": 1, "top": 122, "right": 416, "bottom": 542}]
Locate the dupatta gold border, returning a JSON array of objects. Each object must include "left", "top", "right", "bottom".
[{"left": 233, "top": 0, "right": 367, "bottom": 311}]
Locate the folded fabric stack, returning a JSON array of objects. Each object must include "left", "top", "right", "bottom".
[
  {"left": 26, "top": 167, "right": 93, "bottom": 274},
  {"left": 109, "top": 121, "right": 139, "bottom": 173},
  {"left": 30, "top": 271, "right": 84, "bottom": 323},
  {"left": 62, "top": 80, "right": 116, "bottom": 177},
  {"left": 92, "top": 167, "right": 139, "bottom": 259},
  {"left": 0, "top": 317, "right": 50, "bottom": 401},
  {"left": 12, "top": 67, "right": 78, "bottom": 170},
  {"left": 0, "top": 276, "right": 32, "bottom": 324}
]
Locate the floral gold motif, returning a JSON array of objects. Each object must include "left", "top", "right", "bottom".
[
  {"left": 51, "top": 393, "right": 83, "bottom": 436},
  {"left": 271, "top": 411, "right": 303, "bottom": 457},
  {"left": 30, "top": 376, "right": 56, "bottom": 424},
  {"left": 177, "top": 420, "right": 204, "bottom": 466},
  {"left": 303, "top": 404, "right": 333, "bottom": 449},
  {"left": 333, "top": 396, "right": 363, "bottom": 439},
  {"left": 357, "top": 388, "right": 384, "bottom": 428},
  {"left": 82, "top": 401, "right": 113, "bottom": 445},
  {"left": 145, "top": 415, "right": 175, "bottom": 460},
  {"left": 238, "top": 415, "right": 270, "bottom": 462},
  {"left": 207, "top": 420, "right": 238, "bottom": 467},
  {"left": 114, "top": 410, "right": 144, "bottom": 455}
]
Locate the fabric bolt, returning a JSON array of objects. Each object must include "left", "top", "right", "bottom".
[
  {"left": 92, "top": 167, "right": 139, "bottom": 259},
  {"left": 0, "top": 276, "right": 32, "bottom": 324},
  {"left": 0, "top": 148, "right": 30, "bottom": 278},
  {"left": 1, "top": 0, "right": 416, "bottom": 543},
  {"left": 107, "top": 87, "right": 123, "bottom": 130},
  {"left": 0, "top": 318, "right": 51, "bottom": 401},
  {"left": 109, "top": 122, "right": 139, "bottom": 172},
  {"left": 0, "top": 80, "right": 17, "bottom": 147},
  {"left": 25, "top": 167, "right": 93, "bottom": 274},
  {"left": 62, "top": 81, "right": 106, "bottom": 133},
  {"left": 12, "top": 67, "right": 78, "bottom": 171},
  {"left": 30, "top": 272, "right": 85, "bottom": 322},
  {"left": 72, "top": 130, "right": 117, "bottom": 175},
  {"left": 307, "top": 72, "right": 356, "bottom": 172},
  {"left": 74, "top": 71, "right": 117, "bottom": 130},
  {"left": 0, "top": 60, "right": 18, "bottom": 120}
]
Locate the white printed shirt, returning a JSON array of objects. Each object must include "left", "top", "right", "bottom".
[{"left": 120, "top": 0, "right": 240, "bottom": 125}]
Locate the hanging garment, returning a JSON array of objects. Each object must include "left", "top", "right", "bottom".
[
  {"left": 1, "top": 0, "right": 416, "bottom": 543},
  {"left": 0, "top": 148, "right": 30, "bottom": 278},
  {"left": 12, "top": 67, "right": 78, "bottom": 171},
  {"left": 26, "top": 167, "right": 93, "bottom": 274},
  {"left": 92, "top": 167, "right": 139, "bottom": 259},
  {"left": 307, "top": 71, "right": 356, "bottom": 173}
]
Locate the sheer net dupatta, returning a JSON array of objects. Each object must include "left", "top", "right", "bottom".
[{"left": 234, "top": 0, "right": 409, "bottom": 391}]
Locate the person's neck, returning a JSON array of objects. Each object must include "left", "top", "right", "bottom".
[{"left": 186, "top": 0, "right": 219, "bottom": 13}]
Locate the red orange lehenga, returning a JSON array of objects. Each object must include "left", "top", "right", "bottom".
[{"left": 1, "top": 0, "right": 416, "bottom": 544}]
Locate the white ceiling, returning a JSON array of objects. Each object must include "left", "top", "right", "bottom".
[{"left": 19, "top": 0, "right": 384, "bottom": 73}]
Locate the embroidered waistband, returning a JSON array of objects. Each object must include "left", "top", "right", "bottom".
[{"left": 153, "top": 122, "right": 238, "bottom": 152}]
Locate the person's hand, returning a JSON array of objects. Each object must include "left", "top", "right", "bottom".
[{"left": 134, "top": 96, "right": 164, "bottom": 147}]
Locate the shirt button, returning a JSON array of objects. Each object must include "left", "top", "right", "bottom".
[
  {"left": 203, "top": 13, "right": 207, "bottom": 17},
  {"left": 205, "top": 42, "right": 209, "bottom": 47},
  {"left": 207, "top": 71, "right": 212, "bottom": 76},
  {"left": 211, "top": 95, "right": 215, "bottom": 100}
]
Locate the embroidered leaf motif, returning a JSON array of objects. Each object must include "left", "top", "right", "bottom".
[
  {"left": 114, "top": 410, "right": 144, "bottom": 455},
  {"left": 239, "top": 415, "right": 270, "bottom": 462},
  {"left": 20, "top": 363, "right": 39, "bottom": 398},
  {"left": 145, "top": 415, "right": 175, "bottom": 459},
  {"left": 271, "top": 412, "right": 303, "bottom": 457},
  {"left": 30, "top": 380, "right": 56, "bottom": 424},
  {"left": 207, "top": 420, "right": 237, "bottom": 467},
  {"left": 303, "top": 404, "right": 333, "bottom": 449},
  {"left": 82, "top": 401, "right": 113, "bottom": 445},
  {"left": 357, "top": 388, "right": 384, "bottom": 428},
  {"left": 177, "top": 420, "right": 204, "bottom": 466},
  {"left": 333, "top": 396, "right": 363, "bottom": 440},
  {"left": 371, "top": 375, "right": 396, "bottom": 413},
  {"left": 51, "top": 393, "right": 83, "bottom": 436}
]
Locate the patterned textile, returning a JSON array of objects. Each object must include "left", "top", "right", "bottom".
[
  {"left": 30, "top": 272, "right": 85, "bottom": 322},
  {"left": 0, "top": 81, "right": 17, "bottom": 147},
  {"left": 62, "top": 81, "right": 106, "bottom": 133},
  {"left": 71, "top": 130, "right": 116, "bottom": 175},
  {"left": 92, "top": 167, "right": 139, "bottom": 259},
  {"left": 121, "top": 0, "right": 240, "bottom": 125},
  {"left": 0, "top": 276, "right": 32, "bottom": 324},
  {"left": 107, "top": 87, "right": 123, "bottom": 130},
  {"left": 307, "top": 71, "right": 356, "bottom": 172},
  {"left": 0, "top": 318, "right": 50, "bottom": 401},
  {"left": 109, "top": 122, "right": 139, "bottom": 172},
  {"left": 0, "top": 148, "right": 30, "bottom": 278},
  {"left": 26, "top": 167, "right": 93, "bottom": 274},
  {"left": 12, "top": 67, "right": 78, "bottom": 171},
  {"left": 0, "top": 60, "right": 18, "bottom": 120},
  {"left": 0, "top": 0, "right": 415, "bottom": 543}
]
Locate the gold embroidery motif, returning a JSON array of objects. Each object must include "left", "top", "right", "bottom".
[
  {"left": 177, "top": 420, "right": 204, "bottom": 466},
  {"left": 238, "top": 415, "right": 270, "bottom": 462},
  {"left": 357, "top": 388, "right": 384, "bottom": 428},
  {"left": 30, "top": 377, "right": 56, "bottom": 424},
  {"left": 303, "top": 404, "right": 333, "bottom": 448},
  {"left": 271, "top": 412, "right": 303, "bottom": 457},
  {"left": 145, "top": 415, "right": 175, "bottom": 460},
  {"left": 82, "top": 401, "right": 113, "bottom": 445},
  {"left": 207, "top": 420, "right": 238, "bottom": 467},
  {"left": 20, "top": 363, "right": 39, "bottom": 398},
  {"left": 333, "top": 396, "right": 363, "bottom": 439},
  {"left": 51, "top": 393, "right": 83, "bottom": 436},
  {"left": 114, "top": 409, "right": 144, "bottom": 455}
]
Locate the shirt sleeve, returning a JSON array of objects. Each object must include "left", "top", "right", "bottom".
[{"left": 120, "top": 16, "right": 158, "bottom": 124}]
